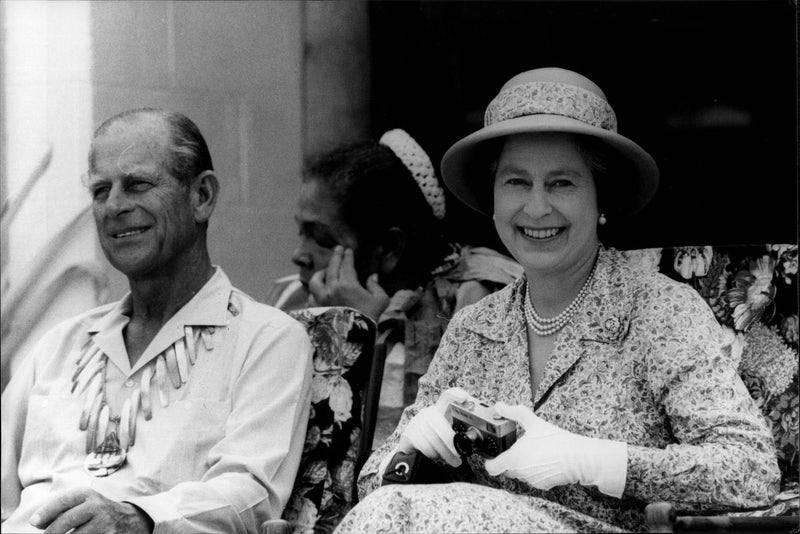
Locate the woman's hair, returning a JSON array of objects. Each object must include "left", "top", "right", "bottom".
[{"left": 303, "top": 140, "right": 450, "bottom": 277}]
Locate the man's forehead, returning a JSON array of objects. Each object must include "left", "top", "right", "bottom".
[
  {"left": 91, "top": 116, "right": 170, "bottom": 175},
  {"left": 98, "top": 114, "right": 170, "bottom": 148}
]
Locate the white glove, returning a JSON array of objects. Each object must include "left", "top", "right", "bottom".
[
  {"left": 396, "top": 387, "right": 475, "bottom": 467},
  {"left": 484, "top": 402, "right": 628, "bottom": 498}
]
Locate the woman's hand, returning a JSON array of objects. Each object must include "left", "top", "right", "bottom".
[
  {"left": 309, "top": 246, "right": 390, "bottom": 322},
  {"left": 397, "top": 387, "right": 476, "bottom": 467},
  {"left": 484, "top": 403, "right": 628, "bottom": 498}
]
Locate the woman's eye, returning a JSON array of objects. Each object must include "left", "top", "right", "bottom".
[
  {"left": 501, "top": 176, "right": 528, "bottom": 186},
  {"left": 549, "top": 179, "right": 574, "bottom": 188},
  {"left": 314, "top": 235, "right": 338, "bottom": 249}
]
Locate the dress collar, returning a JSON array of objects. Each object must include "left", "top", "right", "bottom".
[
  {"left": 460, "top": 247, "right": 641, "bottom": 407},
  {"left": 464, "top": 247, "right": 636, "bottom": 346}
]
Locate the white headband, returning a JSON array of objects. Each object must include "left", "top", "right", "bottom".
[{"left": 379, "top": 129, "right": 446, "bottom": 220}]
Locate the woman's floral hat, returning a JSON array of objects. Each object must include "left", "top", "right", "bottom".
[{"left": 441, "top": 67, "right": 660, "bottom": 216}]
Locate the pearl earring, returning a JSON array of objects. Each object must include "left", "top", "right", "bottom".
[{"left": 598, "top": 213, "right": 607, "bottom": 225}]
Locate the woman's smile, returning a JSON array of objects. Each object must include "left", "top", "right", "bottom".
[{"left": 518, "top": 226, "right": 565, "bottom": 241}]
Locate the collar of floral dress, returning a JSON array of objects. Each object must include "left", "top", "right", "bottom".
[{"left": 463, "top": 247, "right": 637, "bottom": 345}]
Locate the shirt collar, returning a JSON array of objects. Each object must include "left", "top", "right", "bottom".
[
  {"left": 87, "top": 266, "right": 233, "bottom": 334},
  {"left": 86, "top": 267, "right": 234, "bottom": 375}
]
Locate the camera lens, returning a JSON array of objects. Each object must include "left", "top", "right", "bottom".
[{"left": 453, "top": 427, "right": 481, "bottom": 457}]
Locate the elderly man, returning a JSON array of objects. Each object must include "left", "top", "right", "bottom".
[{"left": 1, "top": 109, "right": 313, "bottom": 533}]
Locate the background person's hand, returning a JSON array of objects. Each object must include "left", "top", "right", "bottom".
[
  {"left": 397, "top": 387, "right": 476, "bottom": 467},
  {"left": 484, "top": 403, "right": 628, "bottom": 498},
  {"left": 30, "top": 487, "right": 153, "bottom": 534},
  {"left": 309, "top": 246, "right": 390, "bottom": 322}
]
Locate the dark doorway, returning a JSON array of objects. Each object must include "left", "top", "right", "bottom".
[{"left": 369, "top": 1, "right": 797, "bottom": 252}]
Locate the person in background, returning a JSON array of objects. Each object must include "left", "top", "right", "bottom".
[
  {"left": 267, "top": 129, "right": 521, "bottom": 411},
  {"left": 338, "top": 68, "right": 780, "bottom": 533},
  {"left": 1, "top": 109, "right": 313, "bottom": 534}
]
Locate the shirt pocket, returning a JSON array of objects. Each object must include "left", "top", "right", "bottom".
[
  {"left": 128, "top": 398, "right": 229, "bottom": 489},
  {"left": 21, "top": 395, "right": 86, "bottom": 476}
]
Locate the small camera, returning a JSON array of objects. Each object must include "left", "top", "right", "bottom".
[{"left": 447, "top": 398, "right": 517, "bottom": 458}]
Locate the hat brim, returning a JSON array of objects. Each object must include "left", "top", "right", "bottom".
[{"left": 441, "top": 114, "right": 659, "bottom": 216}]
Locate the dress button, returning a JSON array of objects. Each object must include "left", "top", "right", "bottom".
[{"left": 125, "top": 379, "right": 134, "bottom": 387}]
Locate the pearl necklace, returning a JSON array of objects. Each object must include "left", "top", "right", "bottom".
[{"left": 524, "top": 260, "right": 598, "bottom": 337}]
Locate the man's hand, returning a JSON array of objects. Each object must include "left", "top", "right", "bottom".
[
  {"left": 30, "top": 488, "right": 153, "bottom": 534},
  {"left": 309, "top": 246, "right": 390, "bottom": 322}
]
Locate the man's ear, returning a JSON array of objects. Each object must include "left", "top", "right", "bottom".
[
  {"left": 191, "top": 170, "right": 219, "bottom": 224},
  {"left": 378, "top": 227, "right": 406, "bottom": 274}
]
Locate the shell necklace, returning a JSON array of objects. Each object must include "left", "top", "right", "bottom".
[
  {"left": 70, "top": 323, "right": 221, "bottom": 477},
  {"left": 524, "top": 259, "right": 598, "bottom": 337}
]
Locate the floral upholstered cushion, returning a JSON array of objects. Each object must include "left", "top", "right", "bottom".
[
  {"left": 623, "top": 244, "right": 798, "bottom": 516},
  {"left": 282, "top": 307, "right": 376, "bottom": 534}
]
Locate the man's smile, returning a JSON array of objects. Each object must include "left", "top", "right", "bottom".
[{"left": 110, "top": 226, "right": 150, "bottom": 239}]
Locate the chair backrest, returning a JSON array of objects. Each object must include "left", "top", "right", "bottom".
[
  {"left": 281, "top": 307, "right": 376, "bottom": 534},
  {"left": 357, "top": 328, "right": 393, "bottom": 483},
  {"left": 623, "top": 244, "right": 798, "bottom": 489}
]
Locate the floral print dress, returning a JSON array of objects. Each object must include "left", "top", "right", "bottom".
[{"left": 339, "top": 247, "right": 780, "bottom": 533}]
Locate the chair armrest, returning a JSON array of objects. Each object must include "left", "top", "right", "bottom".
[
  {"left": 645, "top": 502, "right": 677, "bottom": 532},
  {"left": 645, "top": 502, "right": 799, "bottom": 533}
]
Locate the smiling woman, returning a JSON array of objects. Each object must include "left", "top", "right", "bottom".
[
  {"left": 492, "top": 133, "right": 600, "bottom": 286},
  {"left": 341, "top": 67, "right": 780, "bottom": 534}
]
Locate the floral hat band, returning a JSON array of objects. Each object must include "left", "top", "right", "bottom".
[{"left": 484, "top": 81, "right": 618, "bottom": 132}]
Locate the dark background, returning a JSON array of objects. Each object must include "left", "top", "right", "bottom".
[{"left": 368, "top": 0, "right": 797, "bottom": 252}]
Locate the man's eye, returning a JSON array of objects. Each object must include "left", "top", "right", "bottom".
[
  {"left": 549, "top": 179, "right": 574, "bottom": 188},
  {"left": 91, "top": 186, "right": 110, "bottom": 200},
  {"left": 127, "top": 180, "right": 153, "bottom": 192}
]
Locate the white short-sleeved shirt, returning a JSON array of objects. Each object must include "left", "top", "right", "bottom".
[{"left": 2, "top": 267, "right": 313, "bottom": 533}]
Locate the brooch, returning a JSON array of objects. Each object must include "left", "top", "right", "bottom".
[{"left": 604, "top": 317, "right": 621, "bottom": 333}]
